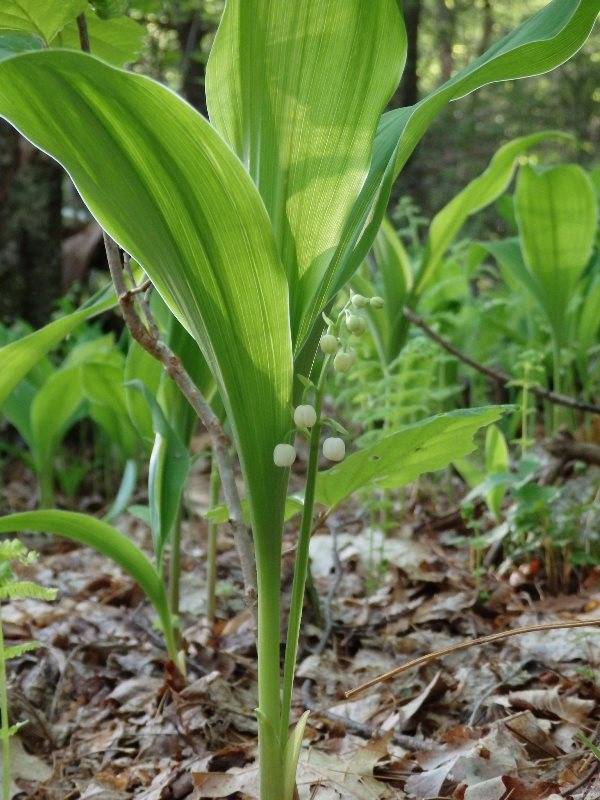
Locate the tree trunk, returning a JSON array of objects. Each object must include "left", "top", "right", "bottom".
[
  {"left": 0, "top": 122, "right": 63, "bottom": 326},
  {"left": 393, "top": 0, "right": 421, "bottom": 109},
  {"left": 438, "top": 0, "right": 455, "bottom": 82},
  {"left": 478, "top": 0, "right": 494, "bottom": 55},
  {"left": 176, "top": 11, "right": 209, "bottom": 115}
]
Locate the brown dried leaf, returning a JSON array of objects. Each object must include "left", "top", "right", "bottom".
[{"left": 508, "top": 687, "right": 595, "bottom": 725}]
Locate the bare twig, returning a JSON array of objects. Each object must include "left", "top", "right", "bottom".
[
  {"left": 403, "top": 307, "right": 600, "bottom": 415},
  {"left": 345, "top": 618, "right": 600, "bottom": 699},
  {"left": 103, "top": 235, "right": 257, "bottom": 604}
]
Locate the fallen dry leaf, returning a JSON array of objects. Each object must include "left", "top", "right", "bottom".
[{"left": 507, "top": 687, "right": 595, "bottom": 725}]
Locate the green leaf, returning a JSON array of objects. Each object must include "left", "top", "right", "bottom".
[
  {"left": 4, "top": 641, "right": 40, "bottom": 660},
  {"left": 83, "top": 362, "right": 140, "bottom": 457},
  {"left": 1, "top": 379, "right": 36, "bottom": 447},
  {"left": 315, "top": 407, "right": 507, "bottom": 509},
  {"left": 0, "top": 31, "right": 42, "bottom": 60},
  {"left": 0, "top": 581, "right": 57, "bottom": 601},
  {"left": 90, "top": 0, "right": 129, "bottom": 20},
  {"left": 56, "top": 14, "right": 145, "bottom": 65},
  {"left": 371, "top": 216, "right": 413, "bottom": 361},
  {"left": 283, "top": 710, "right": 310, "bottom": 800},
  {"left": 0, "top": 0, "right": 86, "bottom": 43},
  {"left": 128, "top": 381, "right": 191, "bottom": 563},
  {"left": 298, "top": 0, "right": 600, "bottom": 349},
  {"left": 0, "top": 510, "right": 177, "bottom": 659},
  {"left": 206, "top": 496, "right": 304, "bottom": 526},
  {"left": 0, "top": 285, "right": 115, "bottom": 409},
  {"left": 515, "top": 163, "right": 598, "bottom": 342},
  {"left": 104, "top": 459, "right": 138, "bottom": 522},
  {"left": 416, "top": 131, "right": 572, "bottom": 293},
  {"left": 484, "top": 424, "right": 509, "bottom": 520},
  {"left": 30, "top": 367, "right": 85, "bottom": 494},
  {"left": 206, "top": 1, "right": 405, "bottom": 341},
  {"left": 124, "top": 340, "right": 162, "bottom": 444},
  {"left": 0, "top": 50, "right": 293, "bottom": 567}
]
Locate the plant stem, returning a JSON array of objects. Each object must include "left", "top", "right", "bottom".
[
  {"left": 279, "top": 357, "right": 329, "bottom": 747},
  {"left": 255, "top": 542, "right": 284, "bottom": 799},
  {"left": 0, "top": 604, "right": 11, "bottom": 800},
  {"left": 168, "top": 508, "right": 182, "bottom": 625},
  {"left": 552, "top": 340, "right": 562, "bottom": 432},
  {"left": 206, "top": 457, "right": 221, "bottom": 625}
]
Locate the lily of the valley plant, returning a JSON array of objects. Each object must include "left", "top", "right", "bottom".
[{"left": 0, "top": 1, "right": 597, "bottom": 797}]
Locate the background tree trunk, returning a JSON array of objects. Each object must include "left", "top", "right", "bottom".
[
  {"left": 393, "top": 0, "right": 421, "bottom": 109},
  {"left": 0, "top": 122, "right": 63, "bottom": 326}
]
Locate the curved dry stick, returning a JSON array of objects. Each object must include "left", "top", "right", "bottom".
[
  {"left": 403, "top": 307, "right": 600, "bottom": 415},
  {"left": 345, "top": 618, "right": 600, "bottom": 699}
]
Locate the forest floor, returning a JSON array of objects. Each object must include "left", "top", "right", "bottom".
[{"left": 2, "top": 457, "right": 600, "bottom": 800}]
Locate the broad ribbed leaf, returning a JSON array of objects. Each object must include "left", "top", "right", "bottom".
[
  {"left": 315, "top": 407, "right": 506, "bottom": 510},
  {"left": 0, "top": 0, "right": 85, "bottom": 42},
  {"left": 416, "top": 131, "right": 571, "bottom": 292},
  {"left": 0, "top": 51, "right": 293, "bottom": 556},
  {"left": 56, "top": 14, "right": 145, "bottom": 65},
  {"left": 206, "top": 0, "right": 405, "bottom": 339},
  {"left": 299, "top": 0, "right": 599, "bottom": 349},
  {"left": 0, "top": 510, "right": 176, "bottom": 658},
  {"left": 515, "top": 164, "right": 598, "bottom": 342},
  {"left": 0, "top": 285, "right": 114, "bottom": 408}
]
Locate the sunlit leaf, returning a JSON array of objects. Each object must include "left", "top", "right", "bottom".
[
  {"left": 315, "top": 407, "right": 507, "bottom": 509},
  {"left": 298, "top": 0, "right": 600, "bottom": 350},
  {"left": 207, "top": 0, "right": 405, "bottom": 341},
  {"left": 0, "top": 49, "right": 294, "bottom": 578},
  {"left": 0, "top": 0, "right": 86, "bottom": 42},
  {"left": 56, "top": 13, "right": 146, "bottom": 66}
]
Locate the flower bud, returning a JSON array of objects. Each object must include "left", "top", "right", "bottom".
[
  {"left": 346, "top": 314, "right": 366, "bottom": 335},
  {"left": 273, "top": 443, "right": 296, "bottom": 468},
  {"left": 333, "top": 349, "right": 355, "bottom": 373},
  {"left": 294, "top": 404, "right": 317, "bottom": 428},
  {"left": 319, "top": 333, "right": 339, "bottom": 355},
  {"left": 323, "top": 437, "right": 345, "bottom": 462},
  {"left": 370, "top": 296, "right": 384, "bottom": 309},
  {"left": 351, "top": 293, "right": 368, "bottom": 309}
]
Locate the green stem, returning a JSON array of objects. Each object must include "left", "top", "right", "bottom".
[
  {"left": 38, "top": 468, "right": 55, "bottom": 508},
  {"left": 279, "top": 357, "right": 329, "bottom": 747},
  {"left": 206, "top": 458, "right": 221, "bottom": 625},
  {"left": 256, "top": 543, "right": 284, "bottom": 799},
  {"left": 0, "top": 604, "right": 11, "bottom": 800},
  {"left": 552, "top": 340, "right": 562, "bottom": 432},
  {"left": 168, "top": 508, "right": 182, "bottom": 626}
]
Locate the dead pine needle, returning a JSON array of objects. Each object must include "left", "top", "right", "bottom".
[{"left": 345, "top": 619, "right": 600, "bottom": 700}]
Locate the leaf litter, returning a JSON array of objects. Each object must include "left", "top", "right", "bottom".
[{"left": 2, "top": 468, "right": 600, "bottom": 799}]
